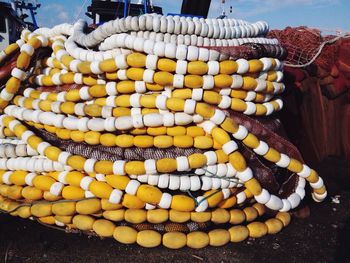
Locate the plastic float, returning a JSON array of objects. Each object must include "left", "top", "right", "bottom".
[{"left": 0, "top": 14, "right": 327, "bottom": 248}]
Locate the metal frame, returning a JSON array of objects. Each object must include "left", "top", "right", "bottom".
[{"left": 123, "top": 0, "right": 150, "bottom": 17}]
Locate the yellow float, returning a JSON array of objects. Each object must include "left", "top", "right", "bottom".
[{"left": 0, "top": 13, "right": 326, "bottom": 248}]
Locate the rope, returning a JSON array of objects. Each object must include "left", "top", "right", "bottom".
[
  {"left": 284, "top": 34, "right": 350, "bottom": 68},
  {"left": 74, "top": 0, "right": 90, "bottom": 23}
]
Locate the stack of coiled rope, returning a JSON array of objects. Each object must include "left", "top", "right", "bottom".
[{"left": 0, "top": 14, "right": 327, "bottom": 249}]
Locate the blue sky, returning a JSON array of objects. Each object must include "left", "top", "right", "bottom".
[{"left": 20, "top": 0, "right": 350, "bottom": 34}]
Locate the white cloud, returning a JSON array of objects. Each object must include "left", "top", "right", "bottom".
[
  {"left": 36, "top": 3, "right": 75, "bottom": 27},
  {"left": 153, "top": 0, "right": 341, "bottom": 19},
  {"left": 33, "top": 0, "right": 342, "bottom": 30},
  {"left": 57, "top": 10, "right": 69, "bottom": 21},
  {"left": 153, "top": 0, "right": 181, "bottom": 15},
  {"left": 208, "top": 0, "right": 339, "bottom": 19}
]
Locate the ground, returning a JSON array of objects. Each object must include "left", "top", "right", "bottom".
[{"left": 0, "top": 190, "right": 349, "bottom": 263}]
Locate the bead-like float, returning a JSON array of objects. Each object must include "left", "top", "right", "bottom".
[{"left": 0, "top": 14, "right": 326, "bottom": 249}]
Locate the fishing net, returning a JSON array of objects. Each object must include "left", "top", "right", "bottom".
[
  {"left": 268, "top": 27, "right": 350, "bottom": 165},
  {"left": 268, "top": 26, "right": 350, "bottom": 69},
  {"left": 0, "top": 15, "right": 327, "bottom": 249}
]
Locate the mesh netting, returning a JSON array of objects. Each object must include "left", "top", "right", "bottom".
[
  {"left": 206, "top": 43, "right": 287, "bottom": 60},
  {"left": 268, "top": 26, "right": 350, "bottom": 69}
]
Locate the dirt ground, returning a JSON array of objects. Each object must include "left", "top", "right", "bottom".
[{"left": 0, "top": 189, "right": 349, "bottom": 263}]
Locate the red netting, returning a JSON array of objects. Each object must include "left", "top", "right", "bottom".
[
  {"left": 270, "top": 27, "right": 350, "bottom": 165},
  {"left": 268, "top": 27, "right": 344, "bottom": 71}
]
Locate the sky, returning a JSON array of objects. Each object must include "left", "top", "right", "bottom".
[{"left": 14, "top": 0, "right": 350, "bottom": 34}]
